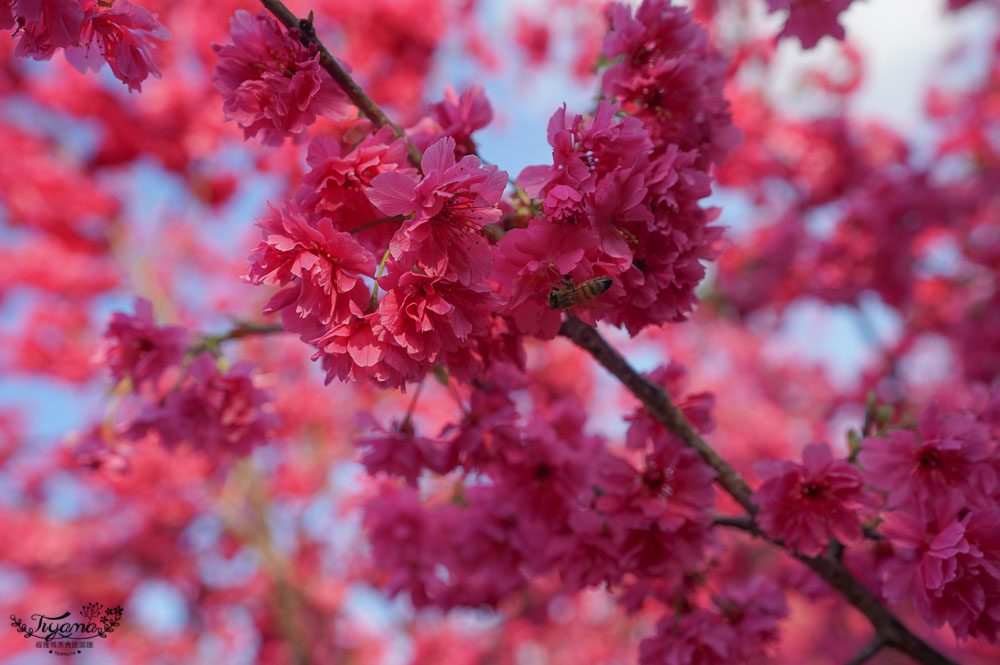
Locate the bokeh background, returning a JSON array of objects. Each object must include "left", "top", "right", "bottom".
[{"left": 1, "top": 0, "right": 998, "bottom": 663}]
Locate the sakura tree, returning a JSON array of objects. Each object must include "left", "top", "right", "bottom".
[{"left": 1, "top": 1, "right": 999, "bottom": 664}]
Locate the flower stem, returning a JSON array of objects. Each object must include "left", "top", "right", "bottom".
[
  {"left": 402, "top": 379, "right": 425, "bottom": 428},
  {"left": 370, "top": 247, "right": 392, "bottom": 310},
  {"left": 348, "top": 214, "right": 407, "bottom": 235}
]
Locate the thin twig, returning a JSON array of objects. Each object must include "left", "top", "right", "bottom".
[
  {"left": 712, "top": 514, "right": 760, "bottom": 535},
  {"left": 559, "top": 316, "right": 958, "bottom": 665},
  {"left": 191, "top": 322, "right": 286, "bottom": 356},
  {"left": 559, "top": 316, "right": 756, "bottom": 512},
  {"left": 348, "top": 214, "right": 408, "bottom": 235},
  {"left": 258, "top": 0, "right": 423, "bottom": 170}
]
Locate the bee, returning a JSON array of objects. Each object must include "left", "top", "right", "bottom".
[{"left": 547, "top": 276, "right": 613, "bottom": 309}]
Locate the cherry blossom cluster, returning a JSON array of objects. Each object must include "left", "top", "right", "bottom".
[
  {"left": 358, "top": 363, "right": 771, "bottom": 632},
  {"left": 732, "top": 390, "right": 1000, "bottom": 645},
  {"left": 753, "top": 442, "right": 879, "bottom": 556},
  {"left": 638, "top": 576, "right": 787, "bottom": 665},
  {"left": 231, "top": 0, "right": 737, "bottom": 393},
  {"left": 212, "top": 10, "right": 350, "bottom": 145},
  {"left": 226, "top": 49, "right": 508, "bottom": 388},
  {"left": 354, "top": 361, "right": 800, "bottom": 663},
  {"left": 100, "top": 298, "right": 278, "bottom": 457},
  {"left": 502, "top": 0, "right": 736, "bottom": 337},
  {"left": 213, "top": 13, "right": 514, "bottom": 389},
  {"left": 859, "top": 396, "right": 1000, "bottom": 641},
  {"left": 3, "top": 0, "right": 168, "bottom": 90}
]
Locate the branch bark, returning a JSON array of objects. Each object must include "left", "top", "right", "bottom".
[
  {"left": 559, "top": 316, "right": 958, "bottom": 665},
  {"left": 258, "top": 0, "right": 423, "bottom": 170},
  {"left": 558, "top": 316, "right": 756, "bottom": 512}
]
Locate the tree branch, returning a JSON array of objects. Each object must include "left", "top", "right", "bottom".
[
  {"left": 712, "top": 514, "right": 760, "bottom": 534},
  {"left": 558, "top": 316, "right": 756, "bottom": 512},
  {"left": 258, "top": 0, "right": 423, "bottom": 171},
  {"left": 559, "top": 316, "right": 958, "bottom": 665},
  {"left": 191, "top": 322, "right": 286, "bottom": 356}
]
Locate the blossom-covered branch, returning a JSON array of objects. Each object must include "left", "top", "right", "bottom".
[
  {"left": 559, "top": 316, "right": 959, "bottom": 665},
  {"left": 257, "top": 0, "right": 423, "bottom": 169},
  {"left": 559, "top": 317, "right": 756, "bottom": 512}
]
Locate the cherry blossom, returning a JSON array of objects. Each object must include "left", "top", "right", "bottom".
[
  {"left": 212, "top": 10, "right": 350, "bottom": 145},
  {"left": 754, "top": 442, "right": 879, "bottom": 556}
]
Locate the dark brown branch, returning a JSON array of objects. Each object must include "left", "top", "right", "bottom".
[
  {"left": 559, "top": 316, "right": 958, "bottom": 665},
  {"left": 795, "top": 554, "right": 955, "bottom": 665},
  {"left": 258, "top": 0, "right": 423, "bottom": 171},
  {"left": 844, "top": 637, "right": 885, "bottom": 665},
  {"left": 712, "top": 514, "right": 760, "bottom": 534},
  {"left": 559, "top": 316, "right": 756, "bottom": 512},
  {"left": 714, "top": 514, "right": 882, "bottom": 543}
]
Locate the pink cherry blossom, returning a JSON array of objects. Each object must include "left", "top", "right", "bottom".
[
  {"left": 65, "top": 0, "right": 169, "bottom": 92},
  {"left": 101, "top": 297, "right": 191, "bottom": 389},
  {"left": 490, "top": 397, "right": 603, "bottom": 526},
  {"left": 880, "top": 501, "right": 1000, "bottom": 641},
  {"left": 368, "top": 136, "right": 507, "bottom": 287},
  {"left": 718, "top": 577, "right": 788, "bottom": 659},
  {"left": 601, "top": 0, "right": 739, "bottom": 167},
  {"left": 10, "top": 0, "right": 84, "bottom": 60},
  {"left": 313, "top": 314, "right": 418, "bottom": 389},
  {"left": 362, "top": 484, "right": 448, "bottom": 607},
  {"left": 635, "top": 577, "right": 787, "bottom": 663},
  {"left": 626, "top": 363, "right": 716, "bottom": 453},
  {"left": 753, "top": 442, "right": 879, "bottom": 556},
  {"left": 296, "top": 127, "right": 416, "bottom": 253},
  {"left": 374, "top": 260, "right": 499, "bottom": 365},
  {"left": 859, "top": 402, "right": 997, "bottom": 519},
  {"left": 411, "top": 84, "right": 493, "bottom": 158},
  {"left": 128, "top": 353, "right": 279, "bottom": 456},
  {"left": 353, "top": 412, "right": 452, "bottom": 484},
  {"left": 639, "top": 610, "right": 737, "bottom": 665},
  {"left": 430, "top": 488, "right": 535, "bottom": 608},
  {"left": 246, "top": 203, "right": 376, "bottom": 341},
  {"left": 438, "top": 375, "right": 521, "bottom": 471},
  {"left": 605, "top": 211, "right": 724, "bottom": 335},
  {"left": 491, "top": 220, "right": 603, "bottom": 339},
  {"left": 593, "top": 441, "right": 716, "bottom": 584},
  {"left": 516, "top": 100, "right": 651, "bottom": 198},
  {"left": 765, "top": 0, "right": 856, "bottom": 49},
  {"left": 212, "top": 10, "right": 350, "bottom": 145}
]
